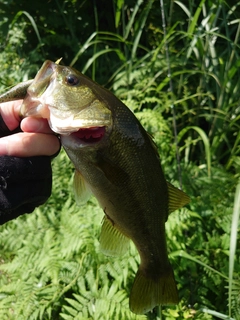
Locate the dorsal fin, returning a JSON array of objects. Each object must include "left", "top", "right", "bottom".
[{"left": 167, "top": 181, "right": 190, "bottom": 213}]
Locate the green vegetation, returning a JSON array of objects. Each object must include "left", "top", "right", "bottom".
[{"left": 0, "top": 0, "right": 239, "bottom": 319}]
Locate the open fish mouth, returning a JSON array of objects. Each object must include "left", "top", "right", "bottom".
[{"left": 71, "top": 126, "right": 105, "bottom": 144}]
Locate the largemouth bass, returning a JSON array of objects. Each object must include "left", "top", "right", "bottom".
[{"left": 0, "top": 60, "right": 190, "bottom": 314}]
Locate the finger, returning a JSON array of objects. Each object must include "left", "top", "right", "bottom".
[
  {"left": 0, "top": 132, "right": 60, "bottom": 157},
  {"left": 21, "top": 117, "right": 54, "bottom": 134},
  {"left": 0, "top": 100, "right": 23, "bottom": 130}
]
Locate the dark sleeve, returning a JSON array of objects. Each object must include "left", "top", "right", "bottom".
[
  {"left": 0, "top": 114, "right": 53, "bottom": 224},
  {"left": 0, "top": 156, "right": 52, "bottom": 224}
]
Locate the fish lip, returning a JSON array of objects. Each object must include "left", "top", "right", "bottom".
[
  {"left": 20, "top": 61, "right": 56, "bottom": 118},
  {"left": 27, "top": 61, "right": 56, "bottom": 96}
]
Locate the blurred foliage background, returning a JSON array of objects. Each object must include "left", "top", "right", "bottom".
[{"left": 0, "top": 0, "right": 239, "bottom": 319}]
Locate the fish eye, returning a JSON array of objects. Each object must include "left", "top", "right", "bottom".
[{"left": 65, "top": 74, "right": 80, "bottom": 86}]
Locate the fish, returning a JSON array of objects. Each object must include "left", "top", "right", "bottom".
[{"left": 0, "top": 60, "right": 190, "bottom": 314}]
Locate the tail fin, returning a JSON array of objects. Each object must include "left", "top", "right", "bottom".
[{"left": 129, "top": 267, "right": 178, "bottom": 314}]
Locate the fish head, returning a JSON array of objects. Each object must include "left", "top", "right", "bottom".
[{"left": 20, "top": 60, "right": 112, "bottom": 136}]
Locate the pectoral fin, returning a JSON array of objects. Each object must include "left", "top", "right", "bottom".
[
  {"left": 167, "top": 181, "right": 190, "bottom": 213},
  {"left": 99, "top": 215, "right": 130, "bottom": 256},
  {"left": 73, "top": 169, "right": 92, "bottom": 206},
  {"left": 95, "top": 151, "right": 129, "bottom": 186}
]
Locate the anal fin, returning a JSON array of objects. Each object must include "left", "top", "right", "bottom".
[{"left": 99, "top": 215, "right": 130, "bottom": 256}]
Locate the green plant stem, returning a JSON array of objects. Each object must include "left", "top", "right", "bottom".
[{"left": 228, "top": 181, "right": 240, "bottom": 317}]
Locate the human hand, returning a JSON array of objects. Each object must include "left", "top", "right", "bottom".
[
  {"left": 0, "top": 100, "right": 60, "bottom": 224},
  {"left": 0, "top": 100, "right": 60, "bottom": 157}
]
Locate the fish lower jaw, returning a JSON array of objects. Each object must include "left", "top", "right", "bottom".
[
  {"left": 71, "top": 126, "right": 106, "bottom": 143},
  {"left": 61, "top": 127, "right": 106, "bottom": 146},
  {"left": 48, "top": 108, "right": 109, "bottom": 136}
]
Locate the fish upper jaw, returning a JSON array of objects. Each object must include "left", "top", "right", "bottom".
[{"left": 20, "top": 73, "right": 56, "bottom": 119}]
